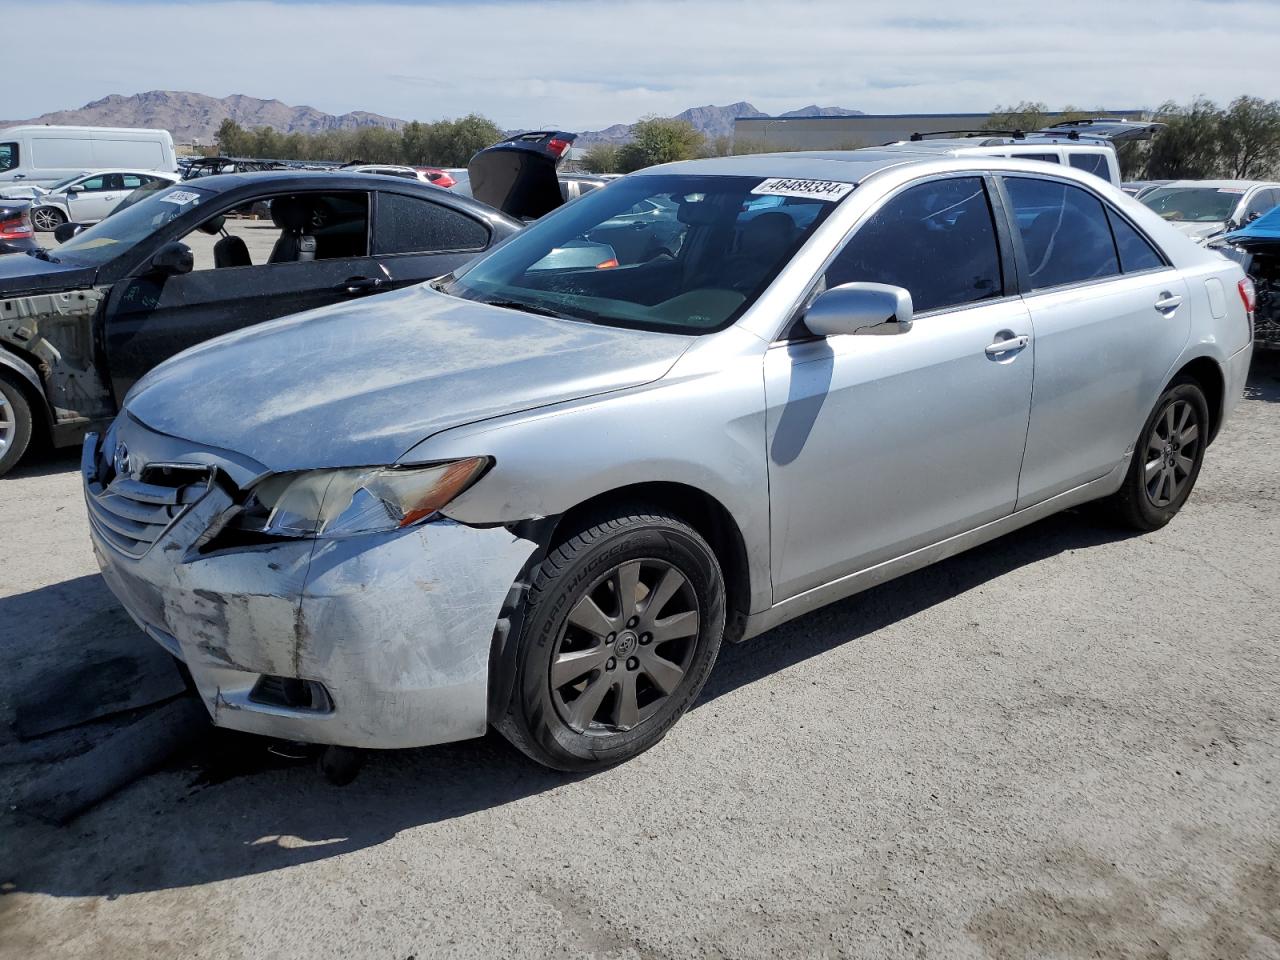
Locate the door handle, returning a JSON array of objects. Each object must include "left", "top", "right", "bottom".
[
  {"left": 985, "top": 334, "right": 1030, "bottom": 357},
  {"left": 336, "top": 276, "right": 383, "bottom": 294},
  {"left": 1154, "top": 292, "right": 1183, "bottom": 314}
]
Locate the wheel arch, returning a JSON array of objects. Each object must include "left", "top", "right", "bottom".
[
  {"left": 0, "top": 348, "right": 52, "bottom": 442},
  {"left": 1168, "top": 355, "right": 1225, "bottom": 444},
  {"left": 550, "top": 481, "right": 752, "bottom": 645}
]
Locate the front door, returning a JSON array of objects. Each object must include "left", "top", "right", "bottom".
[{"left": 765, "top": 175, "right": 1035, "bottom": 600}]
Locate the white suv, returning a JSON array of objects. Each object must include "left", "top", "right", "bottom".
[{"left": 882, "top": 118, "right": 1166, "bottom": 188}]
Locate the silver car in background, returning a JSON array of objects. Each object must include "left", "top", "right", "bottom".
[
  {"left": 83, "top": 152, "right": 1255, "bottom": 770},
  {"left": 1140, "top": 179, "right": 1280, "bottom": 243}
]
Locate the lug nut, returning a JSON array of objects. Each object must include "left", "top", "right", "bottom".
[
  {"left": 626, "top": 657, "right": 639, "bottom": 671},
  {"left": 606, "top": 657, "right": 617, "bottom": 671},
  {"left": 606, "top": 633, "right": 615, "bottom": 645},
  {"left": 640, "top": 633, "right": 651, "bottom": 645},
  {"left": 626, "top": 617, "right": 638, "bottom": 628}
]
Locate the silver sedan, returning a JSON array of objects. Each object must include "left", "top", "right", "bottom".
[{"left": 83, "top": 151, "right": 1255, "bottom": 770}]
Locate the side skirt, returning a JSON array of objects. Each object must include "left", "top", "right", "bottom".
[{"left": 741, "top": 459, "right": 1129, "bottom": 642}]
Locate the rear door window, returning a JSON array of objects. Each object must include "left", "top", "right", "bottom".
[
  {"left": 1105, "top": 209, "right": 1165, "bottom": 273},
  {"left": 1068, "top": 152, "right": 1111, "bottom": 179},
  {"left": 375, "top": 192, "right": 489, "bottom": 255},
  {"left": 1003, "top": 177, "right": 1121, "bottom": 290},
  {"left": 823, "top": 176, "right": 1004, "bottom": 314}
]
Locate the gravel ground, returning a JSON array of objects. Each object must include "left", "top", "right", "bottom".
[{"left": 1, "top": 357, "right": 1278, "bottom": 960}]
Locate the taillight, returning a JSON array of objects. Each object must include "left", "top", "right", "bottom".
[
  {"left": 1238, "top": 277, "right": 1256, "bottom": 314},
  {"left": 547, "top": 138, "right": 570, "bottom": 158},
  {"left": 0, "top": 213, "right": 32, "bottom": 239}
]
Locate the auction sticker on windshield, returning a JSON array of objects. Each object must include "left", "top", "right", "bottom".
[
  {"left": 158, "top": 190, "right": 201, "bottom": 205},
  {"left": 751, "top": 178, "right": 854, "bottom": 202}
]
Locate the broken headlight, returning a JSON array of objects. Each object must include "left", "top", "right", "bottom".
[{"left": 245, "top": 458, "right": 490, "bottom": 538}]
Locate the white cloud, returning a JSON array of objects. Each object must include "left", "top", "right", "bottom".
[{"left": 3, "top": 0, "right": 1278, "bottom": 129}]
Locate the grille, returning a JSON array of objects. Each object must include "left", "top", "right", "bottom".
[{"left": 85, "top": 466, "right": 211, "bottom": 558}]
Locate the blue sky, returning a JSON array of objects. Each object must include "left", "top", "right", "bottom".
[{"left": 3, "top": 0, "right": 1278, "bottom": 130}]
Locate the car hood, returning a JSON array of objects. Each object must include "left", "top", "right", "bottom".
[
  {"left": 0, "top": 251, "right": 96, "bottom": 294},
  {"left": 125, "top": 283, "right": 695, "bottom": 472}
]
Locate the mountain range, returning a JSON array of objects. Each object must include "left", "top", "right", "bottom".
[{"left": 4, "top": 91, "right": 861, "bottom": 144}]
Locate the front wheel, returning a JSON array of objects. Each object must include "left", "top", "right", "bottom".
[
  {"left": 31, "top": 206, "right": 65, "bottom": 232},
  {"left": 0, "top": 374, "right": 34, "bottom": 477},
  {"left": 496, "top": 508, "right": 726, "bottom": 771},
  {"left": 1103, "top": 376, "right": 1209, "bottom": 531}
]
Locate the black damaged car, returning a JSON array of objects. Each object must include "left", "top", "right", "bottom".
[{"left": 0, "top": 171, "right": 521, "bottom": 476}]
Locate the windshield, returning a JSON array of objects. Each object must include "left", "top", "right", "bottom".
[
  {"left": 1141, "top": 186, "right": 1242, "bottom": 223},
  {"left": 48, "top": 175, "right": 81, "bottom": 192},
  {"left": 55, "top": 184, "right": 212, "bottom": 267},
  {"left": 440, "top": 174, "right": 845, "bottom": 334}
]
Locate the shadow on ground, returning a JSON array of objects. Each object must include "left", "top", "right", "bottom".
[{"left": 1, "top": 507, "right": 1131, "bottom": 900}]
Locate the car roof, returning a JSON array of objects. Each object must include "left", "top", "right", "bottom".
[
  {"left": 1160, "top": 179, "right": 1280, "bottom": 189},
  {"left": 66, "top": 168, "right": 180, "bottom": 177},
  {"left": 158, "top": 169, "right": 522, "bottom": 227},
  {"left": 881, "top": 139, "right": 1110, "bottom": 153},
  {"left": 635, "top": 150, "right": 935, "bottom": 183}
]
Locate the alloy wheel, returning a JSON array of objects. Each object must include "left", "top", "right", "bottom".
[
  {"left": 0, "top": 392, "right": 12, "bottom": 458},
  {"left": 550, "top": 558, "right": 700, "bottom": 734},
  {"left": 32, "top": 207, "right": 62, "bottom": 231},
  {"left": 1144, "top": 398, "right": 1201, "bottom": 508}
]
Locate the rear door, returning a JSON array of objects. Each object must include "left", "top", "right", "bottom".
[
  {"left": 370, "top": 189, "right": 495, "bottom": 288},
  {"left": 101, "top": 189, "right": 380, "bottom": 402},
  {"left": 998, "top": 174, "right": 1191, "bottom": 507}
]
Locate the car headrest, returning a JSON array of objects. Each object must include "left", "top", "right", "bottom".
[
  {"left": 739, "top": 212, "right": 794, "bottom": 255},
  {"left": 270, "top": 195, "right": 310, "bottom": 232},
  {"left": 197, "top": 215, "right": 226, "bottom": 236}
]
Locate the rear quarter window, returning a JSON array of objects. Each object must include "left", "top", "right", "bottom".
[
  {"left": 1106, "top": 208, "right": 1166, "bottom": 273},
  {"left": 376, "top": 192, "right": 489, "bottom": 255}
]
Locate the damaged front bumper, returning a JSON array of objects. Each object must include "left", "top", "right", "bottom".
[{"left": 82, "top": 422, "right": 539, "bottom": 749}]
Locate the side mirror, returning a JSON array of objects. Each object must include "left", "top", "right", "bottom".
[
  {"left": 67, "top": 184, "right": 85, "bottom": 194},
  {"left": 804, "top": 282, "right": 913, "bottom": 337},
  {"left": 149, "top": 241, "right": 193, "bottom": 276},
  {"left": 53, "top": 222, "right": 83, "bottom": 244}
]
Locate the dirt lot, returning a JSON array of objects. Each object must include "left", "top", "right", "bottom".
[{"left": 1, "top": 358, "right": 1278, "bottom": 960}]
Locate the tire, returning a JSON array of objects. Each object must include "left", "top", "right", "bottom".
[
  {"left": 496, "top": 508, "right": 726, "bottom": 771},
  {"left": 1103, "top": 376, "right": 1210, "bottom": 531},
  {"left": 31, "top": 206, "right": 65, "bottom": 233},
  {"left": 0, "top": 374, "right": 34, "bottom": 478}
]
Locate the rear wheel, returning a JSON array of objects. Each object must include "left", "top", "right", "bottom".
[
  {"left": 0, "top": 374, "right": 34, "bottom": 477},
  {"left": 31, "top": 206, "right": 65, "bottom": 232},
  {"left": 496, "top": 508, "right": 726, "bottom": 771},
  {"left": 1103, "top": 376, "right": 1209, "bottom": 531}
]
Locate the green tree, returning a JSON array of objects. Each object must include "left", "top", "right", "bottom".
[
  {"left": 1145, "top": 97, "right": 1225, "bottom": 179},
  {"left": 617, "top": 117, "right": 705, "bottom": 173},
  {"left": 1217, "top": 95, "right": 1280, "bottom": 179},
  {"left": 215, "top": 119, "right": 249, "bottom": 155},
  {"left": 580, "top": 143, "right": 621, "bottom": 173}
]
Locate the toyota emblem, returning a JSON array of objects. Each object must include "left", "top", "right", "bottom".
[{"left": 113, "top": 441, "right": 132, "bottom": 479}]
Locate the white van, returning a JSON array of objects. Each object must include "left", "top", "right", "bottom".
[{"left": 0, "top": 126, "right": 177, "bottom": 192}]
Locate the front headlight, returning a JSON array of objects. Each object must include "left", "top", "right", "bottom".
[{"left": 249, "top": 458, "right": 490, "bottom": 538}]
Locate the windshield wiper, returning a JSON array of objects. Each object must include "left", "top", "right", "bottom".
[
  {"left": 478, "top": 298, "right": 569, "bottom": 320},
  {"left": 28, "top": 247, "right": 60, "bottom": 263}
]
